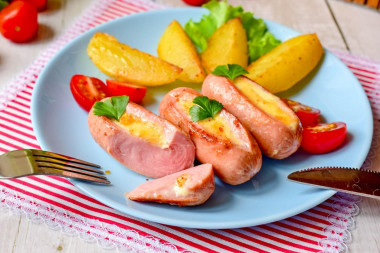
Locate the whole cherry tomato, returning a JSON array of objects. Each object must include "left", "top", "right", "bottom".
[
  {"left": 0, "top": 0, "right": 38, "bottom": 42},
  {"left": 17, "top": 0, "right": 47, "bottom": 11},
  {"left": 181, "top": 0, "right": 209, "bottom": 6},
  {"left": 106, "top": 80, "right": 147, "bottom": 104},
  {"left": 70, "top": 75, "right": 108, "bottom": 111},
  {"left": 301, "top": 122, "right": 347, "bottom": 154},
  {"left": 282, "top": 98, "right": 321, "bottom": 127}
]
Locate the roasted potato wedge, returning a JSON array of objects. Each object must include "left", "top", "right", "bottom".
[
  {"left": 87, "top": 32, "right": 182, "bottom": 86},
  {"left": 245, "top": 33, "right": 324, "bottom": 93},
  {"left": 157, "top": 20, "right": 206, "bottom": 83},
  {"left": 201, "top": 18, "right": 248, "bottom": 74}
]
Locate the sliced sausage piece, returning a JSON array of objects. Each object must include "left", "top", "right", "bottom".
[
  {"left": 88, "top": 100, "right": 195, "bottom": 178},
  {"left": 159, "top": 87, "right": 262, "bottom": 185},
  {"left": 126, "top": 163, "right": 215, "bottom": 206},
  {"left": 202, "top": 74, "right": 302, "bottom": 159}
]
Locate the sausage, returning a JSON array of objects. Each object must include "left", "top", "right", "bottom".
[
  {"left": 202, "top": 74, "right": 302, "bottom": 159},
  {"left": 88, "top": 100, "right": 195, "bottom": 178},
  {"left": 159, "top": 87, "right": 262, "bottom": 185},
  {"left": 126, "top": 163, "right": 215, "bottom": 206}
]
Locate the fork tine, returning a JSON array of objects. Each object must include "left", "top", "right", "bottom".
[
  {"left": 31, "top": 149, "right": 100, "bottom": 168},
  {"left": 36, "top": 162, "right": 110, "bottom": 182},
  {"left": 39, "top": 166, "right": 111, "bottom": 184},
  {"left": 34, "top": 156, "right": 105, "bottom": 175}
]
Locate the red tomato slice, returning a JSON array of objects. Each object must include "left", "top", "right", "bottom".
[
  {"left": 283, "top": 98, "right": 321, "bottom": 127},
  {"left": 0, "top": 0, "right": 38, "bottom": 43},
  {"left": 70, "top": 75, "right": 108, "bottom": 111},
  {"left": 301, "top": 122, "right": 347, "bottom": 154},
  {"left": 106, "top": 80, "right": 147, "bottom": 104}
]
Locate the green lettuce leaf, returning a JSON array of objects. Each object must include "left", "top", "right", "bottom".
[{"left": 184, "top": 0, "right": 281, "bottom": 62}]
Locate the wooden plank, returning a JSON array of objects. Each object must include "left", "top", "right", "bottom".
[
  {"left": 0, "top": 0, "right": 93, "bottom": 92},
  {"left": 12, "top": 216, "right": 110, "bottom": 253},
  {"left": 349, "top": 198, "right": 380, "bottom": 253},
  {"left": 0, "top": 213, "right": 21, "bottom": 253},
  {"left": 328, "top": 0, "right": 380, "bottom": 60}
]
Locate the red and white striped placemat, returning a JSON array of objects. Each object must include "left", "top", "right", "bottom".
[{"left": 1, "top": 0, "right": 379, "bottom": 252}]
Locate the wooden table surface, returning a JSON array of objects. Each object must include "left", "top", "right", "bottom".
[{"left": 0, "top": 0, "right": 379, "bottom": 252}]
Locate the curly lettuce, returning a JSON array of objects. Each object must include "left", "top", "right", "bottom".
[{"left": 184, "top": 0, "right": 281, "bottom": 63}]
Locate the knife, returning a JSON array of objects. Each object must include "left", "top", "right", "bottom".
[{"left": 287, "top": 167, "right": 380, "bottom": 199}]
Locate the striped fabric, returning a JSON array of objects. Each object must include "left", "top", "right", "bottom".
[{"left": 0, "top": 0, "right": 378, "bottom": 252}]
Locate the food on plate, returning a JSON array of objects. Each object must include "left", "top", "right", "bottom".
[
  {"left": 157, "top": 20, "right": 206, "bottom": 83},
  {"left": 127, "top": 163, "right": 215, "bottom": 206},
  {"left": 201, "top": 18, "right": 248, "bottom": 73},
  {"left": 282, "top": 98, "right": 321, "bottom": 127},
  {"left": 159, "top": 87, "right": 262, "bottom": 185},
  {"left": 70, "top": 74, "right": 108, "bottom": 112},
  {"left": 0, "top": 0, "right": 38, "bottom": 42},
  {"left": 87, "top": 32, "right": 182, "bottom": 86},
  {"left": 88, "top": 96, "right": 195, "bottom": 178},
  {"left": 202, "top": 74, "right": 302, "bottom": 159},
  {"left": 106, "top": 80, "right": 147, "bottom": 104},
  {"left": 301, "top": 122, "right": 347, "bottom": 154},
  {"left": 184, "top": 0, "right": 280, "bottom": 62},
  {"left": 245, "top": 33, "right": 324, "bottom": 94},
  {"left": 212, "top": 64, "right": 248, "bottom": 80}
]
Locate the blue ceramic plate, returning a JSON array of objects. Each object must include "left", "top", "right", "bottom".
[{"left": 31, "top": 8, "right": 373, "bottom": 229}]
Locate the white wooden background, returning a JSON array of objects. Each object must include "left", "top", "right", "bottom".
[{"left": 0, "top": 0, "right": 379, "bottom": 252}]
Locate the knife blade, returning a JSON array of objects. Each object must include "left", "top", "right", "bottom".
[{"left": 287, "top": 167, "right": 380, "bottom": 199}]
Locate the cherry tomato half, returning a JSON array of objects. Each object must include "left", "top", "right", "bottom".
[
  {"left": 18, "top": 0, "right": 47, "bottom": 11},
  {"left": 283, "top": 98, "right": 321, "bottom": 127},
  {"left": 301, "top": 122, "right": 347, "bottom": 154},
  {"left": 181, "top": 0, "right": 209, "bottom": 6},
  {"left": 106, "top": 80, "right": 147, "bottom": 104},
  {"left": 70, "top": 75, "right": 108, "bottom": 111},
  {"left": 0, "top": 0, "right": 38, "bottom": 42}
]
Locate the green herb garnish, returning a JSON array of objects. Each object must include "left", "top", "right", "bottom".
[
  {"left": 189, "top": 96, "right": 223, "bottom": 122},
  {"left": 212, "top": 64, "right": 248, "bottom": 80},
  {"left": 93, "top": 95, "right": 129, "bottom": 121},
  {"left": 184, "top": 0, "right": 281, "bottom": 62}
]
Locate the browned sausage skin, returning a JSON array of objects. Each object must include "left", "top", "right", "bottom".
[
  {"left": 127, "top": 163, "right": 215, "bottom": 206},
  {"left": 159, "top": 87, "right": 262, "bottom": 185},
  {"left": 88, "top": 100, "right": 195, "bottom": 178},
  {"left": 202, "top": 74, "right": 302, "bottom": 159}
]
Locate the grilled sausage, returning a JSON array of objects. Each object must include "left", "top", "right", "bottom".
[
  {"left": 88, "top": 100, "right": 195, "bottom": 178},
  {"left": 159, "top": 87, "right": 262, "bottom": 185},
  {"left": 127, "top": 163, "right": 214, "bottom": 206},
  {"left": 202, "top": 74, "right": 302, "bottom": 159}
]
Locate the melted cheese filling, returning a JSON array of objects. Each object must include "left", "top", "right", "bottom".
[
  {"left": 174, "top": 174, "right": 190, "bottom": 197},
  {"left": 181, "top": 100, "right": 241, "bottom": 145},
  {"left": 234, "top": 78, "right": 298, "bottom": 130},
  {"left": 118, "top": 113, "right": 167, "bottom": 148}
]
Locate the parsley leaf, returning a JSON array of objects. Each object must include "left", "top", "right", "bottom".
[
  {"left": 93, "top": 95, "right": 129, "bottom": 121},
  {"left": 189, "top": 96, "right": 223, "bottom": 122},
  {"left": 212, "top": 64, "right": 249, "bottom": 80}
]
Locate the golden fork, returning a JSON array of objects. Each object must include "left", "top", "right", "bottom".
[{"left": 0, "top": 149, "right": 110, "bottom": 184}]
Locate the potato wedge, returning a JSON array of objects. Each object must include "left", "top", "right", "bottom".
[
  {"left": 201, "top": 18, "right": 248, "bottom": 74},
  {"left": 157, "top": 20, "right": 206, "bottom": 83},
  {"left": 87, "top": 32, "right": 182, "bottom": 86},
  {"left": 245, "top": 33, "right": 324, "bottom": 93}
]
